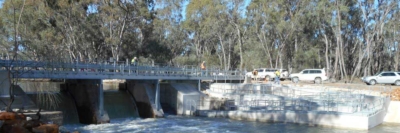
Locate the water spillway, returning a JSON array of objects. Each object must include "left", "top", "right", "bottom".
[
  {"left": 15, "top": 81, "right": 141, "bottom": 125},
  {"left": 103, "top": 90, "right": 139, "bottom": 119}
]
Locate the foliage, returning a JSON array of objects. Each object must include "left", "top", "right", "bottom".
[{"left": 1, "top": 0, "right": 400, "bottom": 82}]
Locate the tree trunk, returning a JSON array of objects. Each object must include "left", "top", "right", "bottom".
[{"left": 323, "top": 34, "right": 330, "bottom": 77}]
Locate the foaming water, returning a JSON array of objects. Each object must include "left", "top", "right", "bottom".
[{"left": 62, "top": 116, "right": 400, "bottom": 133}]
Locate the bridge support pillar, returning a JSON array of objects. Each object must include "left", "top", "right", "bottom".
[
  {"left": 126, "top": 80, "right": 164, "bottom": 118},
  {"left": 64, "top": 79, "right": 110, "bottom": 124},
  {"left": 99, "top": 80, "right": 104, "bottom": 116},
  {"left": 155, "top": 80, "right": 160, "bottom": 111},
  {"left": 198, "top": 79, "right": 201, "bottom": 91}
]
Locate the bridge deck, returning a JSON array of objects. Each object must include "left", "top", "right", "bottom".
[{"left": 0, "top": 60, "right": 245, "bottom": 80}]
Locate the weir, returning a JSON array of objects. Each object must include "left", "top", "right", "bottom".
[
  {"left": 0, "top": 58, "right": 244, "bottom": 125},
  {"left": 1, "top": 78, "right": 206, "bottom": 125},
  {"left": 198, "top": 83, "right": 393, "bottom": 130}
]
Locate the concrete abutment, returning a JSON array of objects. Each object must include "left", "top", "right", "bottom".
[
  {"left": 126, "top": 80, "right": 164, "bottom": 118},
  {"left": 62, "top": 79, "right": 110, "bottom": 124}
]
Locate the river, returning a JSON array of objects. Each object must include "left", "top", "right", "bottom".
[{"left": 62, "top": 115, "right": 399, "bottom": 133}]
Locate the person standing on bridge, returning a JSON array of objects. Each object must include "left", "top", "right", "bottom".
[
  {"left": 274, "top": 70, "right": 281, "bottom": 84},
  {"left": 201, "top": 61, "right": 206, "bottom": 76},
  {"left": 131, "top": 57, "right": 137, "bottom": 66}
]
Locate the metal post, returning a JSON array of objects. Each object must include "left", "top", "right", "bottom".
[
  {"left": 155, "top": 80, "right": 160, "bottom": 111},
  {"left": 198, "top": 79, "right": 201, "bottom": 91},
  {"left": 99, "top": 80, "right": 104, "bottom": 116}
]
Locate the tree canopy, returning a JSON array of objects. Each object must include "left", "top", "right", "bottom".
[{"left": 1, "top": 0, "right": 399, "bottom": 82}]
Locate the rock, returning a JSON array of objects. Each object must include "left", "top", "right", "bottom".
[
  {"left": 23, "top": 119, "right": 44, "bottom": 132},
  {"left": 32, "top": 123, "right": 59, "bottom": 133},
  {"left": 0, "top": 112, "right": 26, "bottom": 120}
]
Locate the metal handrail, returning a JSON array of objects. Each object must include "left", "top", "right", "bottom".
[{"left": 0, "top": 59, "right": 245, "bottom": 80}]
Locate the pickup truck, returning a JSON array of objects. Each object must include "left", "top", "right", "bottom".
[{"left": 246, "top": 68, "right": 289, "bottom": 81}]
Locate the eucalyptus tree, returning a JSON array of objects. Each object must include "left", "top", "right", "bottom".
[
  {"left": 152, "top": 0, "right": 187, "bottom": 65},
  {"left": 0, "top": 16, "right": 10, "bottom": 59},
  {"left": 184, "top": 0, "right": 216, "bottom": 60},
  {"left": 357, "top": 0, "right": 398, "bottom": 77},
  {"left": 246, "top": 0, "right": 310, "bottom": 72},
  {"left": 388, "top": 8, "right": 400, "bottom": 72},
  {"left": 184, "top": 0, "right": 228, "bottom": 68},
  {"left": 246, "top": 1, "right": 275, "bottom": 68},
  {"left": 95, "top": 0, "right": 155, "bottom": 62}
]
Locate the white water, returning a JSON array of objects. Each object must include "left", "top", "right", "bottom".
[{"left": 62, "top": 115, "right": 399, "bottom": 133}]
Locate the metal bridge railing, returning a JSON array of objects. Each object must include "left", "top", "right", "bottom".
[{"left": 0, "top": 59, "right": 246, "bottom": 80}]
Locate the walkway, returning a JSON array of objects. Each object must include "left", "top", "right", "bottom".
[{"left": 0, "top": 59, "right": 245, "bottom": 80}]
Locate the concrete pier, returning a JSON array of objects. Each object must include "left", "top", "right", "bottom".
[
  {"left": 126, "top": 80, "right": 164, "bottom": 118},
  {"left": 63, "top": 79, "right": 109, "bottom": 124}
]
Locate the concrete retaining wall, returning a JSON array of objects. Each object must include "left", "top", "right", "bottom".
[
  {"left": 160, "top": 83, "right": 178, "bottom": 115},
  {"left": 170, "top": 83, "right": 202, "bottom": 115},
  {"left": 126, "top": 81, "right": 154, "bottom": 118},
  {"left": 384, "top": 101, "right": 400, "bottom": 123},
  {"left": 203, "top": 83, "right": 398, "bottom": 129},
  {"left": 64, "top": 80, "right": 109, "bottom": 124},
  {"left": 197, "top": 110, "right": 382, "bottom": 130},
  {"left": 126, "top": 80, "right": 164, "bottom": 118},
  {"left": 0, "top": 71, "right": 11, "bottom": 95}
]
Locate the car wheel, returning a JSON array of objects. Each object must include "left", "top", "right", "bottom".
[
  {"left": 369, "top": 79, "right": 376, "bottom": 85},
  {"left": 395, "top": 80, "right": 400, "bottom": 86},
  {"left": 314, "top": 77, "right": 322, "bottom": 84},
  {"left": 292, "top": 77, "right": 299, "bottom": 83}
]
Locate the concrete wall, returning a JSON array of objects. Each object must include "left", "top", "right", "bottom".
[
  {"left": 384, "top": 101, "right": 400, "bottom": 123},
  {"left": 64, "top": 80, "right": 109, "bottom": 124},
  {"left": 203, "top": 83, "right": 399, "bottom": 129},
  {"left": 126, "top": 80, "right": 163, "bottom": 118},
  {"left": 169, "top": 83, "right": 202, "bottom": 115},
  {"left": 160, "top": 83, "right": 178, "bottom": 114},
  {"left": 159, "top": 82, "right": 204, "bottom": 116},
  {"left": 0, "top": 71, "right": 10, "bottom": 95},
  {"left": 0, "top": 85, "right": 37, "bottom": 110},
  {"left": 197, "top": 110, "right": 382, "bottom": 130}
]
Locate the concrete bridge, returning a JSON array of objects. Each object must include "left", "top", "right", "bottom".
[{"left": 0, "top": 59, "right": 246, "bottom": 124}]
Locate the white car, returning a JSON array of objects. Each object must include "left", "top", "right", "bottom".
[
  {"left": 290, "top": 68, "right": 328, "bottom": 84},
  {"left": 361, "top": 71, "right": 400, "bottom": 86},
  {"left": 246, "top": 68, "right": 288, "bottom": 81}
]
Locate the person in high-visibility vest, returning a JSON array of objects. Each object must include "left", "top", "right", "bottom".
[
  {"left": 274, "top": 70, "right": 281, "bottom": 84},
  {"left": 131, "top": 57, "right": 137, "bottom": 66},
  {"left": 200, "top": 61, "right": 206, "bottom": 76}
]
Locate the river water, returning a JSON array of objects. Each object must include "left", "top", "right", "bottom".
[{"left": 62, "top": 115, "right": 399, "bottom": 133}]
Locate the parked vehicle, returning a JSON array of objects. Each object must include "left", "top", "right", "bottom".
[
  {"left": 289, "top": 68, "right": 328, "bottom": 84},
  {"left": 361, "top": 71, "right": 400, "bottom": 86},
  {"left": 245, "top": 68, "right": 289, "bottom": 81}
]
